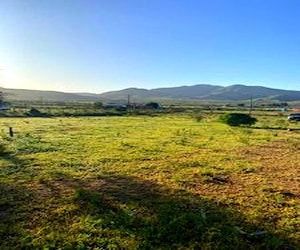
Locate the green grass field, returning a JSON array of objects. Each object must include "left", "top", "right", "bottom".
[{"left": 0, "top": 113, "right": 299, "bottom": 249}]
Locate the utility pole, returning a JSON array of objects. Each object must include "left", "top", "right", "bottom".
[
  {"left": 249, "top": 95, "right": 253, "bottom": 115},
  {"left": 0, "top": 91, "right": 3, "bottom": 104},
  {"left": 0, "top": 69, "right": 3, "bottom": 104},
  {"left": 127, "top": 94, "right": 131, "bottom": 107}
]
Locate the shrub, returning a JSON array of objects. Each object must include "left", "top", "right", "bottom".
[
  {"left": 93, "top": 101, "right": 103, "bottom": 109},
  {"left": 220, "top": 113, "right": 257, "bottom": 127},
  {"left": 145, "top": 102, "right": 160, "bottom": 109}
]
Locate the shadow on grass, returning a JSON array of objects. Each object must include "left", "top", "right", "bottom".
[
  {"left": 40, "top": 174, "right": 300, "bottom": 248},
  {"left": 0, "top": 152, "right": 36, "bottom": 178},
  {"left": 0, "top": 182, "right": 35, "bottom": 250},
  {"left": 252, "top": 126, "right": 300, "bottom": 131},
  {"left": 0, "top": 173, "right": 298, "bottom": 249}
]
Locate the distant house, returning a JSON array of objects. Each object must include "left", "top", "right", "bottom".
[
  {"left": 0, "top": 103, "right": 10, "bottom": 110},
  {"left": 103, "top": 103, "right": 127, "bottom": 109},
  {"left": 103, "top": 102, "right": 161, "bottom": 110}
]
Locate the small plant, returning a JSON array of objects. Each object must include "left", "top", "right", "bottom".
[
  {"left": 193, "top": 112, "right": 204, "bottom": 122},
  {"left": 0, "top": 136, "right": 10, "bottom": 156},
  {"left": 0, "top": 141, "right": 7, "bottom": 156},
  {"left": 220, "top": 113, "right": 257, "bottom": 127}
]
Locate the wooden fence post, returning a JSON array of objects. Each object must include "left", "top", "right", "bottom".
[{"left": 9, "top": 127, "right": 13, "bottom": 137}]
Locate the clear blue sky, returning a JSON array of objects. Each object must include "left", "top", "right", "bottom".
[{"left": 1, "top": 0, "right": 300, "bottom": 93}]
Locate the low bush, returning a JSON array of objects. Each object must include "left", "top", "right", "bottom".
[{"left": 220, "top": 113, "right": 257, "bottom": 126}]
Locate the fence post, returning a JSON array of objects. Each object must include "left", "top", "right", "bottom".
[{"left": 9, "top": 127, "right": 13, "bottom": 137}]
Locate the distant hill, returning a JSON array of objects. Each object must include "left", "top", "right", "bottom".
[
  {"left": 2, "top": 84, "right": 300, "bottom": 102},
  {"left": 99, "top": 85, "right": 223, "bottom": 100},
  {"left": 98, "top": 84, "right": 300, "bottom": 102},
  {"left": 198, "top": 84, "right": 300, "bottom": 101},
  {"left": 1, "top": 88, "right": 101, "bottom": 102}
]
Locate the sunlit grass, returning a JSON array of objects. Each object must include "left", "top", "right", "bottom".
[{"left": 0, "top": 114, "right": 299, "bottom": 249}]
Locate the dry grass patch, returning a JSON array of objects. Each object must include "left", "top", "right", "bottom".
[
  {"left": 182, "top": 140, "right": 300, "bottom": 243},
  {"left": 239, "top": 140, "right": 300, "bottom": 195}
]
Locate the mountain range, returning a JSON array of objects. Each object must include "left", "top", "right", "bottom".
[{"left": 2, "top": 84, "right": 300, "bottom": 102}]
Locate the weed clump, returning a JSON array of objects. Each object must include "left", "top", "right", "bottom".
[
  {"left": 193, "top": 112, "right": 204, "bottom": 122},
  {"left": 0, "top": 136, "right": 10, "bottom": 156},
  {"left": 220, "top": 113, "right": 257, "bottom": 127},
  {"left": 0, "top": 141, "right": 7, "bottom": 155}
]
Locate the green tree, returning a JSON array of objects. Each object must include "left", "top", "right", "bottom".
[
  {"left": 93, "top": 101, "right": 103, "bottom": 109},
  {"left": 145, "top": 102, "right": 160, "bottom": 109}
]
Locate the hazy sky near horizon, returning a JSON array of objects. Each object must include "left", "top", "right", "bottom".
[{"left": 1, "top": 0, "right": 300, "bottom": 93}]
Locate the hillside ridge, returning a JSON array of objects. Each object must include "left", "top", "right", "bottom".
[{"left": 2, "top": 84, "right": 300, "bottom": 102}]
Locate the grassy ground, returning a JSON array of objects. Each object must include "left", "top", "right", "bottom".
[{"left": 0, "top": 113, "right": 299, "bottom": 249}]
